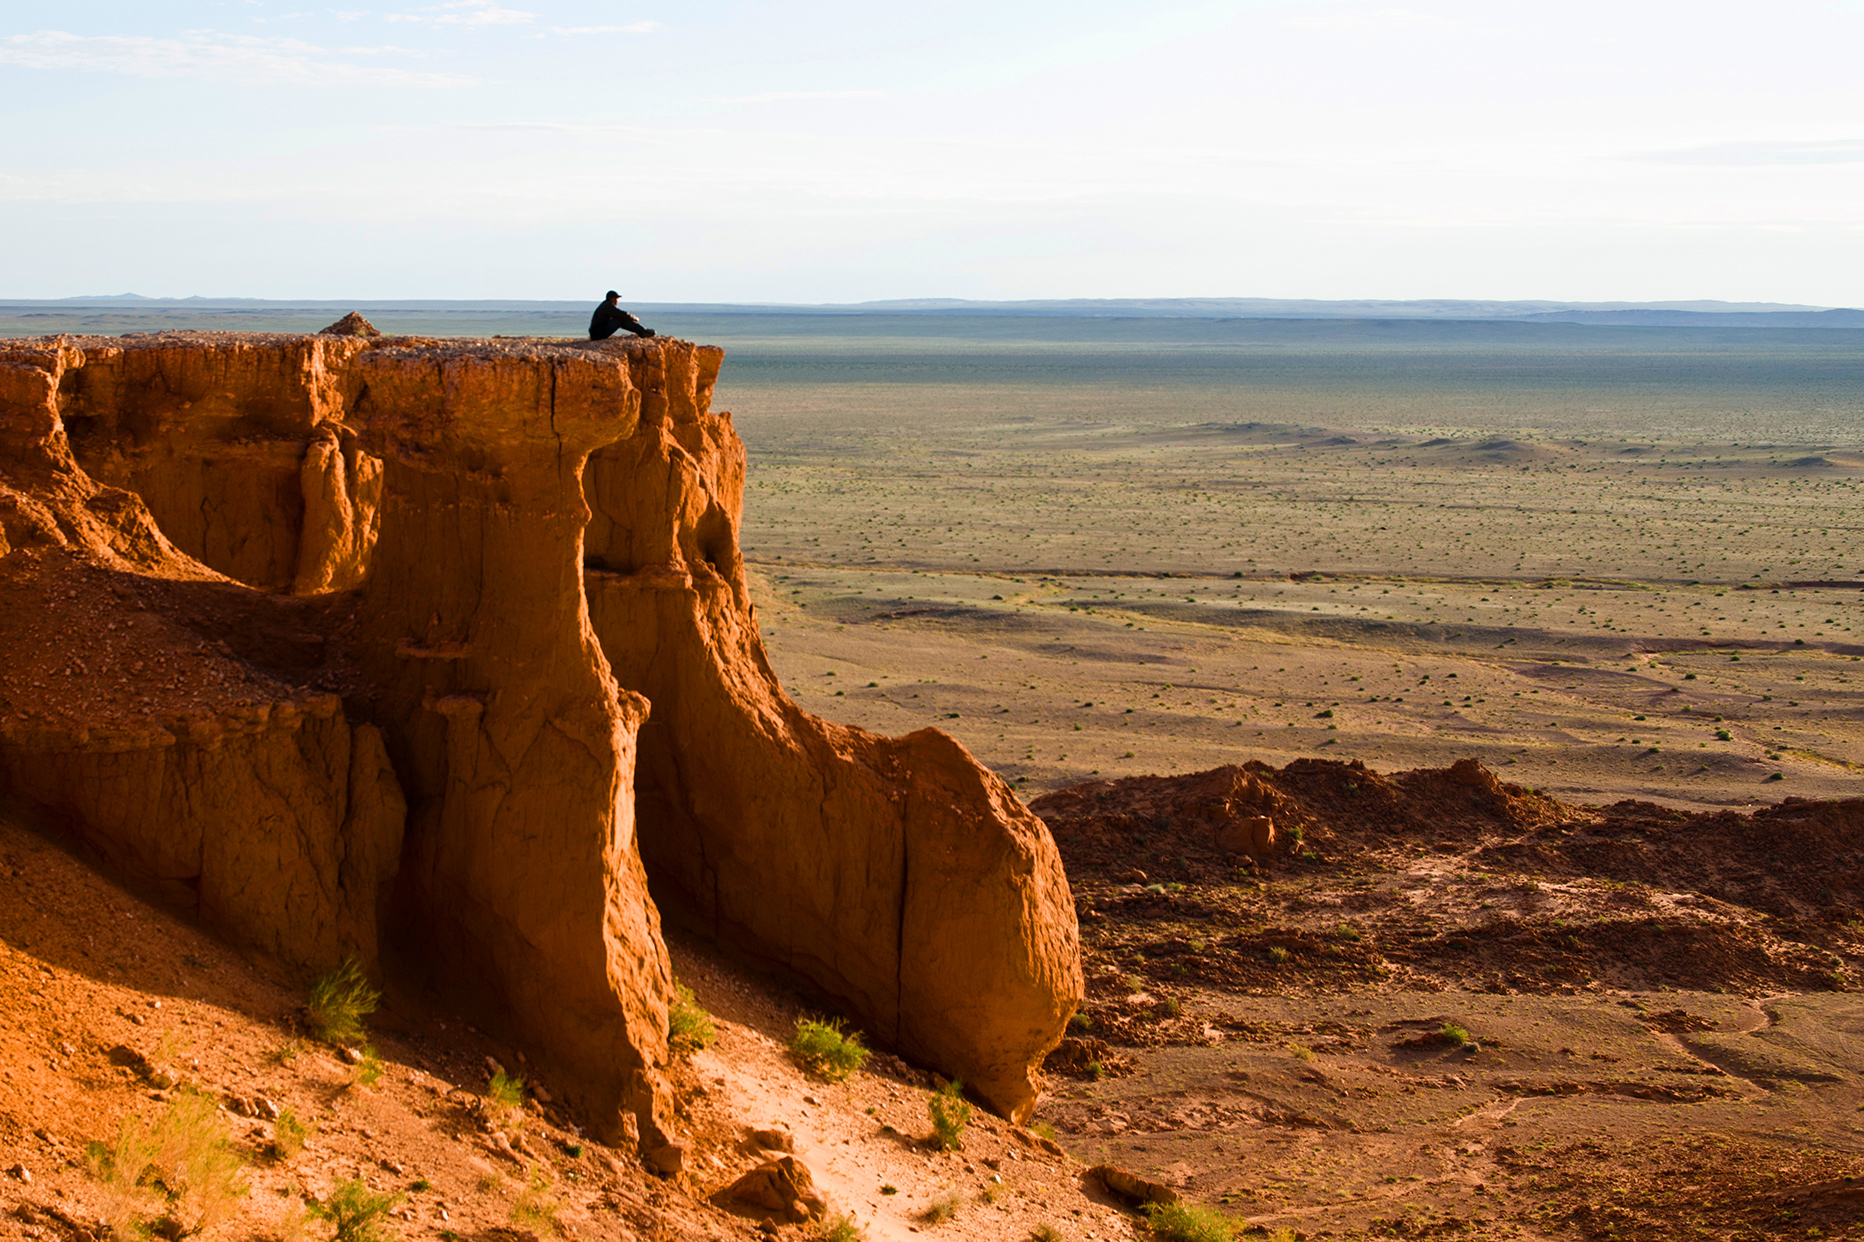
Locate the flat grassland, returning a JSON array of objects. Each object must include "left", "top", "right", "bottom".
[{"left": 691, "top": 315, "right": 1864, "bottom": 811}]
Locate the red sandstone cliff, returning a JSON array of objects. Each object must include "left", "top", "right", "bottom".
[{"left": 0, "top": 330, "right": 1081, "bottom": 1141}]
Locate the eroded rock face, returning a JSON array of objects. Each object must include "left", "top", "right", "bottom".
[
  {"left": 0, "top": 329, "right": 1079, "bottom": 1136},
  {"left": 581, "top": 338, "right": 1081, "bottom": 1122}
]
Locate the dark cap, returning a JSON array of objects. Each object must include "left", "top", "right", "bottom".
[{"left": 605, "top": 290, "right": 620, "bottom": 299}]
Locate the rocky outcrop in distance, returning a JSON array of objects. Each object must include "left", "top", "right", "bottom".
[{"left": 0, "top": 330, "right": 1081, "bottom": 1142}]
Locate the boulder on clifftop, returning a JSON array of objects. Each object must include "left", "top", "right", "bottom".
[{"left": 319, "top": 311, "right": 382, "bottom": 337}]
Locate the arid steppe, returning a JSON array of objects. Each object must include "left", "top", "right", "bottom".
[{"left": 707, "top": 316, "right": 1864, "bottom": 811}]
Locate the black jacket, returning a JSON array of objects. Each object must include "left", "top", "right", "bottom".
[{"left": 590, "top": 302, "right": 653, "bottom": 340}]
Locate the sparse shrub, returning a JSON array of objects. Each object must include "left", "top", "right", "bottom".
[
  {"left": 928, "top": 1079, "right": 972, "bottom": 1151},
  {"left": 1267, "top": 946, "right": 1290, "bottom": 965},
  {"left": 310, "top": 1178, "right": 402, "bottom": 1242},
  {"left": 668, "top": 982, "right": 717, "bottom": 1052},
  {"left": 823, "top": 1214, "right": 865, "bottom": 1242},
  {"left": 1288, "top": 1043, "right": 1313, "bottom": 1061},
  {"left": 354, "top": 1045, "right": 384, "bottom": 1088},
  {"left": 1160, "top": 997, "right": 1182, "bottom": 1017},
  {"left": 790, "top": 1017, "right": 870, "bottom": 1081},
  {"left": 486, "top": 1069, "right": 526, "bottom": 1126},
  {"left": 1032, "top": 1121, "right": 1059, "bottom": 1142},
  {"left": 1086, "top": 1061, "right": 1106, "bottom": 1081},
  {"left": 273, "top": 1038, "right": 305, "bottom": 1065},
  {"left": 510, "top": 1166, "right": 561, "bottom": 1237},
  {"left": 1068, "top": 1013, "right": 1093, "bottom": 1032},
  {"left": 305, "top": 959, "right": 380, "bottom": 1046},
  {"left": 1439, "top": 1023, "right": 1471, "bottom": 1048},
  {"left": 1142, "top": 1200, "right": 1234, "bottom": 1242},
  {"left": 1032, "top": 1225, "right": 1063, "bottom": 1242},
  {"left": 924, "top": 1191, "right": 964, "bottom": 1224},
  {"left": 269, "top": 1108, "right": 309, "bottom": 1161},
  {"left": 1122, "top": 974, "right": 1145, "bottom": 993},
  {"left": 88, "top": 1090, "right": 250, "bottom": 1240},
  {"left": 981, "top": 1182, "right": 1005, "bottom": 1204}
]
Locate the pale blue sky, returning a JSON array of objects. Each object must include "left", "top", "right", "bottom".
[{"left": 3, "top": 0, "right": 1862, "bottom": 302}]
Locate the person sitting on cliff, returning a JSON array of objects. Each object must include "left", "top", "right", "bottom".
[{"left": 589, "top": 291, "right": 656, "bottom": 340}]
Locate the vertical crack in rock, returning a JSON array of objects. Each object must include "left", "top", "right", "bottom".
[{"left": 580, "top": 337, "right": 1082, "bottom": 1121}]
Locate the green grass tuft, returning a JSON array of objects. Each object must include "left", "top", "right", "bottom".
[
  {"left": 928, "top": 1079, "right": 971, "bottom": 1151},
  {"left": 86, "top": 1089, "right": 250, "bottom": 1240},
  {"left": 269, "top": 1108, "right": 309, "bottom": 1161},
  {"left": 668, "top": 983, "right": 718, "bottom": 1052},
  {"left": 790, "top": 1016, "right": 870, "bottom": 1081},
  {"left": 823, "top": 1214, "right": 866, "bottom": 1242},
  {"left": 924, "top": 1192, "right": 963, "bottom": 1224},
  {"left": 311, "top": 1178, "right": 403, "bottom": 1242},
  {"left": 1141, "top": 1201, "right": 1234, "bottom": 1242},
  {"left": 487, "top": 1069, "right": 526, "bottom": 1126},
  {"left": 305, "top": 959, "right": 380, "bottom": 1046}
]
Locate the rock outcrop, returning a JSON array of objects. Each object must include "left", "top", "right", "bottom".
[
  {"left": 0, "top": 329, "right": 1079, "bottom": 1138},
  {"left": 580, "top": 337, "right": 1079, "bottom": 1121}
]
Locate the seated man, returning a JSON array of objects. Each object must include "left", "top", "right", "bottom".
[{"left": 589, "top": 290, "right": 656, "bottom": 340}]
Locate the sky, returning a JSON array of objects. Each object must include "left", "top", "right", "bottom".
[{"left": 2, "top": 0, "right": 1863, "bottom": 303}]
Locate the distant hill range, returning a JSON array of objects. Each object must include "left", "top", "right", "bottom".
[{"left": 3, "top": 294, "right": 1861, "bottom": 328}]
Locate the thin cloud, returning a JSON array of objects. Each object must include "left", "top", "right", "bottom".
[
  {"left": 386, "top": 0, "right": 534, "bottom": 27},
  {"left": 703, "top": 89, "right": 886, "bottom": 104},
  {"left": 1638, "top": 139, "right": 1864, "bottom": 166},
  {"left": 548, "top": 23, "right": 657, "bottom": 35},
  {"left": 1282, "top": 7, "right": 1455, "bottom": 35},
  {"left": 0, "top": 29, "right": 475, "bottom": 86}
]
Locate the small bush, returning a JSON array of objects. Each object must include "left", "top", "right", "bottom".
[
  {"left": 487, "top": 1069, "right": 526, "bottom": 1125},
  {"left": 1031, "top": 1122, "right": 1058, "bottom": 1142},
  {"left": 928, "top": 1079, "right": 971, "bottom": 1151},
  {"left": 269, "top": 1108, "right": 309, "bottom": 1161},
  {"left": 790, "top": 1017, "right": 869, "bottom": 1081},
  {"left": 1068, "top": 1013, "right": 1093, "bottom": 1032},
  {"left": 310, "top": 1178, "right": 403, "bottom": 1242},
  {"left": 668, "top": 983, "right": 718, "bottom": 1052},
  {"left": 1267, "top": 946, "right": 1289, "bottom": 965},
  {"left": 1142, "top": 1200, "right": 1233, "bottom": 1242},
  {"left": 510, "top": 1166, "right": 561, "bottom": 1237},
  {"left": 354, "top": 1045, "right": 385, "bottom": 1088},
  {"left": 1121, "top": 974, "right": 1145, "bottom": 993},
  {"left": 924, "top": 1192, "right": 964, "bottom": 1224},
  {"left": 273, "top": 1038, "right": 305, "bottom": 1065},
  {"left": 1032, "top": 1225, "right": 1063, "bottom": 1242},
  {"left": 305, "top": 959, "right": 380, "bottom": 1046},
  {"left": 87, "top": 1089, "right": 249, "bottom": 1239},
  {"left": 823, "top": 1215, "right": 865, "bottom": 1242},
  {"left": 1439, "top": 1023, "right": 1471, "bottom": 1047}
]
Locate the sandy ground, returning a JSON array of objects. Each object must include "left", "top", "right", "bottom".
[{"left": 0, "top": 814, "right": 1131, "bottom": 1242}]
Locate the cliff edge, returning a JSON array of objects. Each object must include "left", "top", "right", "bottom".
[{"left": 0, "top": 330, "right": 1081, "bottom": 1143}]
